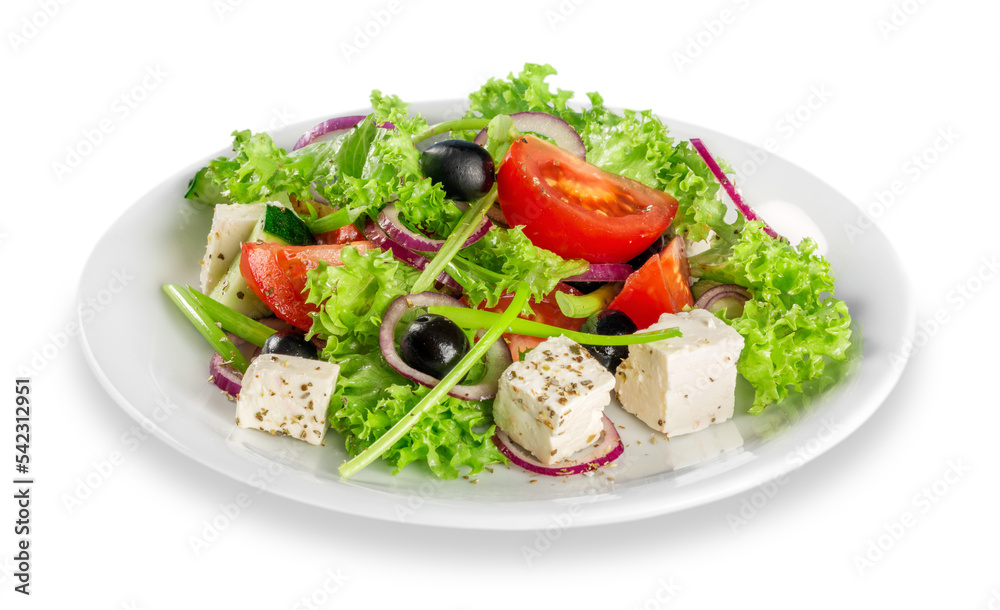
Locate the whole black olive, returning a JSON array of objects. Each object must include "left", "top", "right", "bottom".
[
  {"left": 420, "top": 140, "right": 495, "bottom": 201},
  {"left": 581, "top": 309, "right": 638, "bottom": 372},
  {"left": 262, "top": 330, "right": 319, "bottom": 360},
  {"left": 399, "top": 314, "right": 470, "bottom": 378}
]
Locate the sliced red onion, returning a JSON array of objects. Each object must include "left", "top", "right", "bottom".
[
  {"left": 492, "top": 414, "right": 624, "bottom": 476},
  {"left": 363, "top": 220, "right": 461, "bottom": 291},
  {"left": 378, "top": 292, "right": 513, "bottom": 400},
  {"left": 210, "top": 352, "right": 243, "bottom": 397},
  {"left": 690, "top": 138, "right": 781, "bottom": 240},
  {"left": 376, "top": 202, "right": 491, "bottom": 253},
  {"left": 292, "top": 115, "right": 395, "bottom": 151},
  {"left": 564, "top": 264, "right": 633, "bottom": 283},
  {"left": 473, "top": 112, "right": 586, "bottom": 160},
  {"left": 694, "top": 283, "right": 752, "bottom": 317}
]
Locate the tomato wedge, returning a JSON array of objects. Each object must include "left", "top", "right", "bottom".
[
  {"left": 607, "top": 236, "right": 694, "bottom": 330},
  {"left": 315, "top": 223, "right": 364, "bottom": 245},
  {"left": 497, "top": 134, "right": 678, "bottom": 264},
  {"left": 472, "top": 283, "right": 585, "bottom": 361},
  {"left": 241, "top": 241, "right": 373, "bottom": 331}
]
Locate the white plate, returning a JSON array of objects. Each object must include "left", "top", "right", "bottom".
[{"left": 79, "top": 101, "right": 914, "bottom": 529}]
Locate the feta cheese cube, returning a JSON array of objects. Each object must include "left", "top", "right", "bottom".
[
  {"left": 493, "top": 336, "right": 615, "bottom": 465},
  {"left": 235, "top": 354, "right": 339, "bottom": 446},
  {"left": 615, "top": 309, "right": 744, "bottom": 437}
]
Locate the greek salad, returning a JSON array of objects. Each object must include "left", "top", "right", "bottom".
[{"left": 165, "top": 64, "right": 853, "bottom": 481}]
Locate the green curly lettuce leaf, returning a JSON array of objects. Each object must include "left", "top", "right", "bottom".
[
  {"left": 186, "top": 92, "right": 461, "bottom": 237},
  {"left": 690, "top": 222, "right": 853, "bottom": 413},
  {"left": 303, "top": 247, "right": 503, "bottom": 478},
  {"left": 449, "top": 226, "right": 588, "bottom": 311}
]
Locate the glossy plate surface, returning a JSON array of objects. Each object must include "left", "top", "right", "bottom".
[{"left": 79, "top": 101, "right": 914, "bottom": 529}]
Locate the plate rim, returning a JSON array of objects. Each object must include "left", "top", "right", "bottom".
[{"left": 78, "top": 100, "right": 917, "bottom": 530}]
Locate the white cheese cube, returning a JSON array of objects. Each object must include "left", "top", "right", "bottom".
[
  {"left": 199, "top": 202, "right": 266, "bottom": 293},
  {"left": 615, "top": 309, "right": 744, "bottom": 437},
  {"left": 493, "top": 336, "right": 615, "bottom": 465},
  {"left": 235, "top": 354, "right": 339, "bottom": 446}
]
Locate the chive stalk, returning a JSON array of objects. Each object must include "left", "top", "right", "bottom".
[
  {"left": 162, "top": 284, "right": 251, "bottom": 373},
  {"left": 410, "top": 185, "right": 497, "bottom": 294},
  {"left": 426, "top": 306, "right": 682, "bottom": 346},
  {"left": 410, "top": 118, "right": 490, "bottom": 145},
  {"left": 339, "top": 282, "right": 531, "bottom": 478},
  {"left": 187, "top": 287, "right": 277, "bottom": 347}
]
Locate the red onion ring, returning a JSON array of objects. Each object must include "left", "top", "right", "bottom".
[
  {"left": 492, "top": 414, "right": 624, "bottom": 476},
  {"left": 689, "top": 138, "right": 781, "bottom": 240},
  {"left": 292, "top": 115, "right": 395, "bottom": 151},
  {"left": 362, "top": 220, "right": 462, "bottom": 291},
  {"left": 694, "top": 283, "right": 752, "bottom": 316},
  {"left": 210, "top": 352, "right": 243, "bottom": 397},
  {"left": 378, "top": 292, "right": 513, "bottom": 400},
  {"left": 564, "top": 263, "right": 633, "bottom": 283},
  {"left": 473, "top": 112, "right": 586, "bottom": 160},
  {"left": 376, "top": 202, "right": 491, "bottom": 253}
]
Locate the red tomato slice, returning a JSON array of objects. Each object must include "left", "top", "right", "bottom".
[
  {"left": 241, "top": 241, "right": 373, "bottom": 331},
  {"left": 473, "top": 283, "right": 585, "bottom": 361},
  {"left": 497, "top": 134, "right": 678, "bottom": 264},
  {"left": 315, "top": 224, "right": 364, "bottom": 245},
  {"left": 607, "top": 236, "right": 694, "bottom": 330}
]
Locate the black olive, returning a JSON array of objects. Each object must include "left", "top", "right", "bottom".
[
  {"left": 262, "top": 330, "right": 319, "bottom": 360},
  {"left": 581, "top": 309, "right": 638, "bottom": 372},
  {"left": 420, "top": 140, "right": 495, "bottom": 201},
  {"left": 399, "top": 314, "right": 470, "bottom": 378},
  {"left": 564, "top": 281, "right": 605, "bottom": 295},
  {"left": 627, "top": 231, "right": 671, "bottom": 270}
]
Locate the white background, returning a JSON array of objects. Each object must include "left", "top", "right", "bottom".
[{"left": 3, "top": 0, "right": 999, "bottom": 607}]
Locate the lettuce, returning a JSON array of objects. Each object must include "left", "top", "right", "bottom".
[
  {"left": 450, "top": 226, "right": 589, "bottom": 311},
  {"left": 186, "top": 92, "right": 461, "bottom": 237},
  {"left": 304, "top": 247, "right": 504, "bottom": 478},
  {"left": 690, "top": 222, "right": 853, "bottom": 413},
  {"left": 469, "top": 64, "right": 854, "bottom": 414}
]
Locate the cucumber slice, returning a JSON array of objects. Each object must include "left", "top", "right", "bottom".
[
  {"left": 185, "top": 164, "right": 232, "bottom": 205},
  {"left": 261, "top": 204, "right": 316, "bottom": 247}
]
